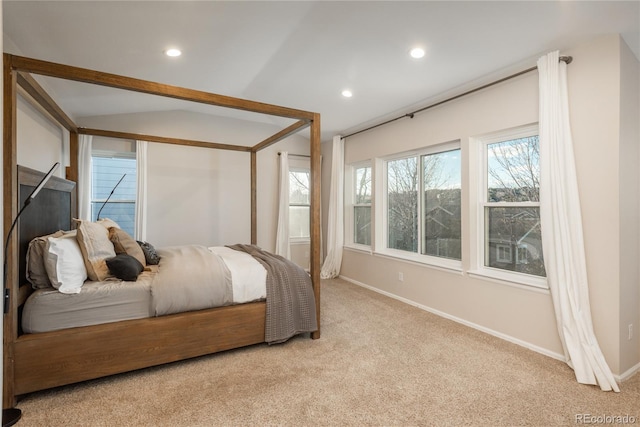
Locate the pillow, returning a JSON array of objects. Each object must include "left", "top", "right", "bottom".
[
  {"left": 96, "top": 218, "right": 120, "bottom": 230},
  {"left": 26, "top": 230, "right": 66, "bottom": 289},
  {"left": 75, "top": 220, "right": 116, "bottom": 281},
  {"left": 106, "top": 254, "right": 144, "bottom": 281},
  {"left": 108, "top": 227, "right": 146, "bottom": 267},
  {"left": 44, "top": 232, "right": 88, "bottom": 294},
  {"left": 137, "top": 241, "right": 161, "bottom": 265}
]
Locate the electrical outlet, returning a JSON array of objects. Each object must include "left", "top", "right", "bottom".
[
  {"left": 629, "top": 324, "right": 633, "bottom": 341},
  {"left": 398, "top": 272, "right": 404, "bottom": 282}
]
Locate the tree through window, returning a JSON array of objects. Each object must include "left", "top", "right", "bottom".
[
  {"left": 484, "top": 133, "right": 546, "bottom": 277},
  {"left": 385, "top": 146, "right": 461, "bottom": 259}
]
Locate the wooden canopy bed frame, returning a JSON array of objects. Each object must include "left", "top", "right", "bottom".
[{"left": 2, "top": 54, "right": 322, "bottom": 408}]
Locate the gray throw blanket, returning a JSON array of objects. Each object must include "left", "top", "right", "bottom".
[{"left": 227, "top": 244, "right": 318, "bottom": 344}]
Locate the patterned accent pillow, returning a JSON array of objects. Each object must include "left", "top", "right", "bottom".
[{"left": 137, "top": 241, "right": 161, "bottom": 265}]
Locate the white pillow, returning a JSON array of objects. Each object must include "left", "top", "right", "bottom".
[{"left": 44, "top": 232, "right": 88, "bottom": 294}]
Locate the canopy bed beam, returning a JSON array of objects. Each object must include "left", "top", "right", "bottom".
[
  {"left": 251, "top": 119, "right": 311, "bottom": 152},
  {"left": 78, "top": 127, "right": 251, "bottom": 153},
  {"left": 16, "top": 71, "right": 77, "bottom": 133},
  {"left": 7, "top": 55, "right": 315, "bottom": 121}
]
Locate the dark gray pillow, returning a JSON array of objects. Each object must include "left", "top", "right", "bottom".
[
  {"left": 137, "top": 241, "right": 161, "bottom": 265},
  {"left": 106, "top": 254, "right": 144, "bottom": 281}
]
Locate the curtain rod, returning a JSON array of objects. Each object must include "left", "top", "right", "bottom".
[{"left": 342, "top": 55, "right": 573, "bottom": 140}]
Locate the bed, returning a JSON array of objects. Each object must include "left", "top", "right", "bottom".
[{"left": 3, "top": 54, "right": 322, "bottom": 408}]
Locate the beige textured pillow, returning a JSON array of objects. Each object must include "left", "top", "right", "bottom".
[
  {"left": 108, "top": 227, "right": 146, "bottom": 267},
  {"left": 76, "top": 220, "right": 116, "bottom": 281},
  {"left": 26, "top": 230, "right": 66, "bottom": 289},
  {"left": 96, "top": 218, "right": 120, "bottom": 230}
]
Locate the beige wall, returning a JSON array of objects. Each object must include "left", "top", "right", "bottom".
[
  {"left": 337, "top": 34, "right": 640, "bottom": 377},
  {"left": 619, "top": 37, "right": 640, "bottom": 374},
  {"left": 16, "top": 94, "right": 66, "bottom": 177},
  {"left": 566, "top": 35, "right": 622, "bottom": 374}
]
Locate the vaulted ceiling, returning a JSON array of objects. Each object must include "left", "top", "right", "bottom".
[{"left": 4, "top": 1, "right": 639, "bottom": 141}]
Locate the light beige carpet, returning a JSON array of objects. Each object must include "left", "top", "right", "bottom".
[{"left": 15, "top": 278, "right": 640, "bottom": 426}]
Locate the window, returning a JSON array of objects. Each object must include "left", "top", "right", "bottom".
[
  {"left": 91, "top": 154, "right": 136, "bottom": 236},
  {"left": 382, "top": 144, "right": 461, "bottom": 265},
  {"left": 387, "top": 157, "right": 418, "bottom": 252},
  {"left": 480, "top": 126, "right": 546, "bottom": 279},
  {"left": 289, "top": 168, "right": 310, "bottom": 240},
  {"left": 353, "top": 165, "right": 372, "bottom": 245},
  {"left": 422, "top": 149, "right": 461, "bottom": 260}
]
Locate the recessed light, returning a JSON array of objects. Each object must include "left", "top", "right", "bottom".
[
  {"left": 410, "top": 47, "right": 425, "bottom": 59},
  {"left": 342, "top": 89, "right": 353, "bottom": 98},
  {"left": 165, "top": 48, "right": 182, "bottom": 57}
]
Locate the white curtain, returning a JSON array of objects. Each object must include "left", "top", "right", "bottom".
[
  {"left": 77, "top": 134, "right": 93, "bottom": 220},
  {"left": 275, "top": 152, "right": 290, "bottom": 259},
  {"left": 135, "top": 140, "right": 148, "bottom": 242},
  {"left": 320, "top": 135, "right": 344, "bottom": 279},
  {"left": 538, "top": 51, "right": 619, "bottom": 392}
]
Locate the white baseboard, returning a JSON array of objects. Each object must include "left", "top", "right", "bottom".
[
  {"left": 338, "top": 274, "right": 567, "bottom": 362},
  {"left": 618, "top": 361, "right": 640, "bottom": 382}
]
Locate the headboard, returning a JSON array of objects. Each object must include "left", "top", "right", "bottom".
[{"left": 17, "top": 165, "right": 76, "bottom": 300}]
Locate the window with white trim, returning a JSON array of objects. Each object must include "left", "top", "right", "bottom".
[
  {"left": 289, "top": 167, "right": 310, "bottom": 240},
  {"left": 353, "top": 164, "right": 372, "bottom": 246},
  {"left": 381, "top": 143, "right": 461, "bottom": 266},
  {"left": 422, "top": 149, "right": 461, "bottom": 260},
  {"left": 91, "top": 152, "right": 136, "bottom": 236},
  {"left": 480, "top": 125, "right": 546, "bottom": 279}
]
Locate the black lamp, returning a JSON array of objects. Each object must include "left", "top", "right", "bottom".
[
  {"left": 2, "top": 161, "right": 60, "bottom": 426},
  {"left": 96, "top": 173, "right": 126, "bottom": 221}
]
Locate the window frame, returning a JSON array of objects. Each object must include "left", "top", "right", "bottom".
[
  {"left": 344, "top": 160, "right": 373, "bottom": 251},
  {"left": 288, "top": 164, "right": 311, "bottom": 243},
  {"left": 469, "top": 123, "right": 548, "bottom": 289},
  {"left": 90, "top": 150, "right": 137, "bottom": 236},
  {"left": 374, "top": 141, "right": 462, "bottom": 272}
]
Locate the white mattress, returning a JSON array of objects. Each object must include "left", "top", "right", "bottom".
[{"left": 22, "top": 268, "right": 156, "bottom": 333}]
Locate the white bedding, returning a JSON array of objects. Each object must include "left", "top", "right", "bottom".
[{"left": 208, "top": 246, "right": 266, "bottom": 303}]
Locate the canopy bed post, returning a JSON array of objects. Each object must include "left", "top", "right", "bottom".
[
  {"left": 251, "top": 151, "right": 257, "bottom": 245},
  {"left": 3, "top": 53, "right": 19, "bottom": 410},
  {"left": 67, "top": 132, "right": 78, "bottom": 184},
  {"left": 310, "top": 113, "right": 321, "bottom": 339}
]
